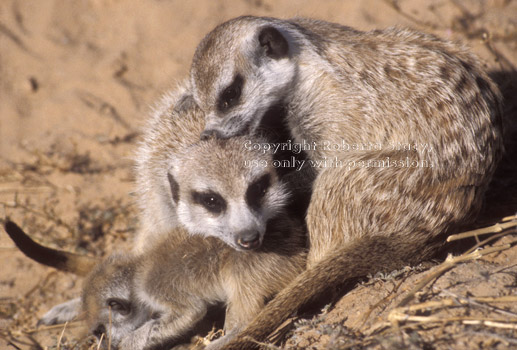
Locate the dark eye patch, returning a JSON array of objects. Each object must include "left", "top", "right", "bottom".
[
  {"left": 246, "top": 173, "right": 271, "bottom": 211},
  {"left": 218, "top": 74, "right": 244, "bottom": 112},
  {"left": 167, "top": 173, "right": 180, "bottom": 203},
  {"left": 191, "top": 191, "right": 227, "bottom": 214},
  {"left": 107, "top": 298, "right": 131, "bottom": 316}
]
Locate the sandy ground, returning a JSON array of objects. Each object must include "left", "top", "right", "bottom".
[{"left": 1, "top": 0, "right": 516, "bottom": 349}]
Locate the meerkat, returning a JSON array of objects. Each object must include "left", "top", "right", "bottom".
[
  {"left": 133, "top": 80, "right": 204, "bottom": 253},
  {"left": 134, "top": 80, "right": 312, "bottom": 254},
  {"left": 32, "top": 78, "right": 304, "bottom": 327},
  {"left": 3, "top": 146, "right": 307, "bottom": 349},
  {"left": 26, "top": 128, "right": 301, "bottom": 324},
  {"left": 188, "top": 16, "right": 504, "bottom": 348}
]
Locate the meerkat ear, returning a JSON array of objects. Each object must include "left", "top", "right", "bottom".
[
  {"left": 258, "top": 26, "right": 288, "bottom": 59},
  {"left": 173, "top": 93, "right": 197, "bottom": 114}
]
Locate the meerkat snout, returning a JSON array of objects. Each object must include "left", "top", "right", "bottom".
[
  {"left": 235, "top": 229, "right": 261, "bottom": 250},
  {"left": 92, "top": 324, "right": 106, "bottom": 339}
]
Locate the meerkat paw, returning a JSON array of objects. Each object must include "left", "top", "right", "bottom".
[{"left": 38, "top": 297, "right": 81, "bottom": 326}]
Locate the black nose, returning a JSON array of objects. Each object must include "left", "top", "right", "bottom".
[
  {"left": 93, "top": 324, "right": 106, "bottom": 338},
  {"left": 236, "top": 230, "right": 261, "bottom": 250}
]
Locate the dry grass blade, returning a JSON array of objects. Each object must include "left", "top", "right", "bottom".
[
  {"left": 439, "top": 290, "right": 517, "bottom": 317},
  {"left": 397, "top": 243, "right": 512, "bottom": 307},
  {"left": 447, "top": 216, "right": 517, "bottom": 242},
  {"left": 56, "top": 321, "right": 68, "bottom": 350},
  {"left": 24, "top": 320, "right": 82, "bottom": 334},
  {"left": 96, "top": 333, "right": 104, "bottom": 350},
  {"left": 389, "top": 313, "right": 517, "bottom": 328},
  {"left": 391, "top": 295, "right": 517, "bottom": 316}
]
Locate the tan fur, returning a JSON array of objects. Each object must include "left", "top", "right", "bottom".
[
  {"left": 81, "top": 219, "right": 306, "bottom": 350},
  {"left": 4, "top": 144, "right": 307, "bottom": 349},
  {"left": 188, "top": 16, "right": 504, "bottom": 349},
  {"left": 133, "top": 81, "right": 203, "bottom": 252},
  {"left": 4, "top": 129, "right": 308, "bottom": 349},
  {"left": 134, "top": 80, "right": 291, "bottom": 254}
]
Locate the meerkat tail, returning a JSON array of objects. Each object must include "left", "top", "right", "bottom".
[
  {"left": 3, "top": 220, "right": 96, "bottom": 276},
  {"left": 222, "top": 234, "right": 439, "bottom": 350}
]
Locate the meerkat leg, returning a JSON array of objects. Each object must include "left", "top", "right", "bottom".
[
  {"left": 224, "top": 296, "right": 264, "bottom": 331},
  {"left": 205, "top": 290, "right": 266, "bottom": 350}
]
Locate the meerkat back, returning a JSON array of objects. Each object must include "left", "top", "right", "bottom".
[{"left": 187, "top": 16, "right": 504, "bottom": 350}]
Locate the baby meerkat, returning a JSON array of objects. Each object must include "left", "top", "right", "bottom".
[
  {"left": 188, "top": 16, "right": 504, "bottom": 349},
  {"left": 133, "top": 81, "right": 204, "bottom": 253},
  {"left": 134, "top": 80, "right": 311, "bottom": 253},
  {"left": 34, "top": 82, "right": 300, "bottom": 327},
  {"left": 3, "top": 156, "right": 306, "bottom": 349}
]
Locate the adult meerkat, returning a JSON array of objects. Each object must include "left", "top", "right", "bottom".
[
  {"left": 3, "top": 136, "right": 307, "bottom": 349},
  {"left": 189, "top": 16, "right": 504, "bottom": 349}
]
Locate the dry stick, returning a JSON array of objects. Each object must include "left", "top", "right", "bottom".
[
  {"left": 242, "top": 336, "right": 282, "bottom": 350},
  {"left": 464, "top": 234, "right": 517, "bottom": 256},
  {"left": 392, "top": 296, "right": 517, "bottom": 315},
  {"left": 396, "top": 243, "right": 511, "bottom": 308},
  {"left": 389, "top": 312, "right": 517, "bottom": 330},
  {"left": 446, "top": 220, "right": 517, "bottom": 242},
  {"left": 0, "top": 186, "right": 54, "bottom": 194},
  {"left": 3, "top": 331, "right": 44, "bottom": 350},
  {"left": 438, "top": 289, "right": 517, "bottom": 318},
  {"left": 502, "top": 214, "right": 517, "bottom": 222},
  {"left": 397, "top": 221, "right": 517, "bottom": 308},
  {"left": 0, "top": 246, "right": 17, "bottom": 251}
]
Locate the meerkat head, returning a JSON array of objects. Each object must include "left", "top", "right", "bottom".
[
  {"left": 82, "top": 255, "right": 154, "bottom": 348},
  {"left": 190, "top": 16, "right": 298, "bottom": 139},
  {"left": 2, "top": 221, "right": 153, "bottom": 347},
  {"left": 167, "top": 136, "right": 289, "bottom": 251}
]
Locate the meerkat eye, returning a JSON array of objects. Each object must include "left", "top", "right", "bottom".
[
  {"left": 107, "top": 298, "right": 131, "bottom": 316},
  {"left": 246, "top": 173, "right": 271, "bottom": 211},
  {"left": 218, "top": 74, "right": 243, "bottom": 112},
  {"left": 191, "top": 191, "right": 227, "bottom": 214}
]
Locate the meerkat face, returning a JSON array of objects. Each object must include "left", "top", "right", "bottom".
[
  {"left": 167, "top": 136, "right": 289, "bottom": 251},
  {"left": 82, "top": 256, "right": 154, "bottom": 348},
  {"left": 190, "top": 17, "right": 297, "bottom": 139}
]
